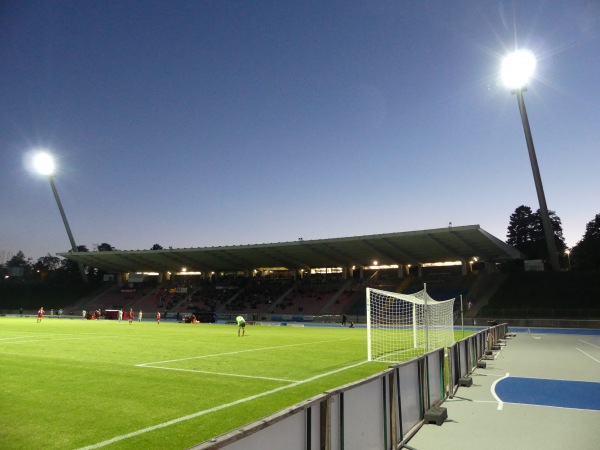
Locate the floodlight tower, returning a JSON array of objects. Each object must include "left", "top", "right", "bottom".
[
  {"left": 33, "top": 151, "right": 88, "bottom": 282},
  {"left": 501, "top": 50, "right": 560, "bottom": 271}
]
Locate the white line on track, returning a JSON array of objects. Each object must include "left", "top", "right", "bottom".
[
  {"left": 136, "top": 338, "right": 351, "bottom": 367},
  {"left": 491, "top": 372, "right": 509, "bottom": 410},
  {"left": 78, "top": 359, "right": 369, "bottom": 450},
  {"left": 579, "top": 339, "right": 600, "bottom": 349},
  {"left": 140, "top": 364, "right": 300, "bottom": 382},
  {"left": 576, "top": 347, "right": 600, "bottom": 364}
]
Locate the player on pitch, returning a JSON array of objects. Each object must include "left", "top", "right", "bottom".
[{"left": 236, "top": 315, "right": 246, "bottom": 337}]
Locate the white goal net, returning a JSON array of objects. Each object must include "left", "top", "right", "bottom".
[{"left": 366, "top": 285, "right": 455, "bottom": 363}]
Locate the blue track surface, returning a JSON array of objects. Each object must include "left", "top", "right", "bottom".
[
  {"left": 496, "top": 377, "right": 600, "bottom": 411},
  {"left": 509, "top": 327, "right": 600, "bottom": 336}
]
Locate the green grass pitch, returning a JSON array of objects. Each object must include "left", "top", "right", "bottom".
[{"left": 0, "top": 317, "right": 471, "bottom": 449}]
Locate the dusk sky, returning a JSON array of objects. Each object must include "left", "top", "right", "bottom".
[{"left": 1, "top": 0, "right": 599, "bottom": 264}]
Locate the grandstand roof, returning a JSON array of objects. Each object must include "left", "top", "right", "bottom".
[{"left": 57, "top": 225, "right": 521, "bottom": 274}]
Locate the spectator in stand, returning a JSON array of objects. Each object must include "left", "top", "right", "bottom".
[{"left": 37, "top": 307, "right": 44, "bottom": 323}]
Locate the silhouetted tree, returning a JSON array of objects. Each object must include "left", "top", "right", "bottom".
[
  {"left": 571, "top": 213, "right": 600, "bottom": 269},
  {"left": 506, "top": 205, "right": 566, "bottom": 261},
  {"left": 507, "top": 205, "right": 535, "bottom": 253},
  {"left": 33, "top": 254, "right": 62, "bottom": 280},
  {"left": 94, "top": 243, "right": 116, "bottom": 252},
  {"left": 150, "top": 244, "right": 163, "bottom": 250},
  {"left": 5, "top": 251, "right": 33, "bottom": 277},
  {"left": 60, "top": 245, "right": 89, "bottom": 282}
]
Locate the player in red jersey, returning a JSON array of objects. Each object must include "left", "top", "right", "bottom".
[{"left": 37, "top": 307, "right": 44, "bottom": 323}]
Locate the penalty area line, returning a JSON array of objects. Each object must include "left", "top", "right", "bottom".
[
  {"left": 137, "top": 338, "right": 352, "bottom": 367},
  {"left": 77, "top": 360, "right": 369, "bottom": 450},
  {"left": 141, "top": 364, "right": 300, "bottom": 382}
]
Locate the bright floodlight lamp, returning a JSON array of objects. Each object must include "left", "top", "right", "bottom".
[
  {"left": 502, "top": 50, "right": 560, "bottom": 271},
  {"left": 33, "top": 152, "right": 55, "bottom": 176},
  {"left": 33, "top": 150, "right": 88, "bottom": 282},
  {"left": 501, "top": 50, "right": 536, "bottom": 91}
]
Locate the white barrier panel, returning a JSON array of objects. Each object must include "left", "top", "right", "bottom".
[
  {"left": 330, "top": 393, "right": 341, "bottom": 449},
  {"left": 397, "top": 360, "right": 421, "bottom": 438},
  {"left": 459, "top": 340, "right": 468, "bottom": 377},
  {"left": 427, "top": 351, "right": 443, "bottom": 406},
  {"left": 221, "top": 408, "right": 306, "bottom": 450},
  {"left": 341, "top": 377, "right": 388, "bottom": 450}
]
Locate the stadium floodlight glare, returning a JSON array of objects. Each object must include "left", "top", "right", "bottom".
[
  {"left": 501, "top": 49, "right": 536, "bottom": 90},
  {"left": 501, "top": 50, "right": 560, "bottom": 271},
  {"left": 33, "top": 152, "right": 55, "bottom": 176},
  {"left": 33, "top": 150, "right": 88, "bottom": 282}
]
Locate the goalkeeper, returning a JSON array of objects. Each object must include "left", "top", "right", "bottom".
[{"left": 236, "top": 315, "right": 246, "bottom": 337}]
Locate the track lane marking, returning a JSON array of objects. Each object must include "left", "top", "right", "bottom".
[
  {"left": 576, "top": 347, "right": 600, "bottom": 364},
  {"left": 491, "top": 372, "right": 510, "bottom": 410}
]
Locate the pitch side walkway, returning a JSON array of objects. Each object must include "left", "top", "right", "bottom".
[{"left": 406, "top": 329, "right": 600, "bottom": 450}]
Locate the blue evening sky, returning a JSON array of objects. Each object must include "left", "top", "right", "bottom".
[{"left": 1, "top": 0, "right": 599, "bottom": 263}]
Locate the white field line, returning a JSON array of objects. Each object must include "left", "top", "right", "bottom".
[
  {"left": 576, "top": 347, "right": 600, "bottom": 364},
  {"left": 0, "top": 335, "right": 40, "bottom": 341},
  {"left": 578, "top": 339, "right": 600, "bottom": 349},
  {"left": 1, "top": 335, "right": 118, "bottom": 344},
  {"left": 491, "top": 372, "right": 510, "bottom": 410},
  {"left": 78, "top": 360, "right": 369, "bottom": 450},
  {"left": 136, "top": 338, "right": 351, "bottom": 367},
  {"left": 140, "top": 365, "right": 300, "bottom": 382}
]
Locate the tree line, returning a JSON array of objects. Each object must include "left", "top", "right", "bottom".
[
  {"left": 506, "top": 206, "right": 600, "bottom": 270},
  {"left": 0, "top": 243, "right": 164, "bottom": 283}
]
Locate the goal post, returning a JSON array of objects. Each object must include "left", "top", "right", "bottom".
[{"left": 366, "top": 285, "right": 455, "bottom": 363}]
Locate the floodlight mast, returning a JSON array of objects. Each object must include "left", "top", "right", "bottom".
[
  {"left": 35, "top": 152, "right": 88, "bottom": 282},
  {"left": 502, "top": 51, "right": 560, "bottom": 271}
]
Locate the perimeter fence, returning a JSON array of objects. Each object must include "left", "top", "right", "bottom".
[{"left": 190, "top": 324, "right": 508, "bottom": 450}]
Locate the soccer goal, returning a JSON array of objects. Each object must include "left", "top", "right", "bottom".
[{"left": 366, "top": 285, "right": 455, "bottom": 363}]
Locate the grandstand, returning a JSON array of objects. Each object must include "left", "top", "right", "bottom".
[{"left": 8, "top": 226, "right": 599, "bottom": 328}]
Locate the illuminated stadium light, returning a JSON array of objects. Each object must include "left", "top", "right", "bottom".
[
  {"left": 366, "top": 264, "right": 399, "bottom": 270},
  {"left": 31, "top": 149, "right": 87, "bottom": 282},
  {"left": 33, "top": 151, "right": 55, "bottom": 175},
  {"left": 501, "top": 50, "right": 536, "bottom": 90},
  {"left": 421, "top": 261, "right": 462, "bottom": 267},
  {"left": 311, "top": 267, "right": 343, "bottom": 274},
  {"left": 501, "top": 50, "right": 560, "bottom": 271}
]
